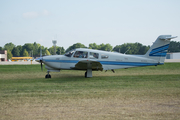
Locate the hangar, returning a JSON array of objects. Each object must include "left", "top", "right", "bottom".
[
  {"left": 166, "top": 52, "right": 180, "bottom": 59},
  {"left": 0, "top": 50, "right": 7, "bottom": 61}
]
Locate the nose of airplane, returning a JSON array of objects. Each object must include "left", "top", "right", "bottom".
[
  {"left": 35, "top": 57, "right": 43, "bottom": 71},
  {"left": 35, "top": 57, "right": 43, "bottom": 62}
]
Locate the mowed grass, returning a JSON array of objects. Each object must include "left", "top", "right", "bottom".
[{"left": 0, "top": 63, "right": 180, "bottom": 120}]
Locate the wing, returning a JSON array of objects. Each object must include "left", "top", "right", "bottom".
[{"left": 72, "top": 60, "right": 103, "bottom": 71}]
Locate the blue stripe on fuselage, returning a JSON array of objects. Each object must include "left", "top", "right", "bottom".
[
  {"left": 99, "top": 61, "right": 159, "bottom": 66},
  {"left": 44, "top": 59, "right": 79, "bottom": 63},
  {"left": 43, "top": 59, "right": 160, "bottom": 66}
]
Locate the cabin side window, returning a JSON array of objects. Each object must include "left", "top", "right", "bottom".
[
  {"left": 101, "top": 54, "right": 109, "bottom": 59},
  {"left": 64, "top": 50, "right": 75, "bottom": 57},
  {"left": 89, "top": 52, "right": 99, "bottom": 59},
  {"left": 73, "top": 51, "right": 88, "bottom": 58}
]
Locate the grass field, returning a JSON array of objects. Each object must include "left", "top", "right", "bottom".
[{"left": 0, "top": 63, "right": 180, "bottom": 120}]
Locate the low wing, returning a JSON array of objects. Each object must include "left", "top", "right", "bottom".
[{"left": 72, "top": 60, "right": 103, "bottom": 71}]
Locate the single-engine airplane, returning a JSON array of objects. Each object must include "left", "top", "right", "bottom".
[{"left": 36, "top": 35, "right": 177, "bottom": 78}]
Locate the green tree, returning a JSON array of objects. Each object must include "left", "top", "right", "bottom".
[
  {"left": 12, "top": 47, "right": 20, "bottom": 56},
  {"left": 128, "top": 43, "right": 139, "bottom": 54},
  {"left": 168, "top": 41, "right": 180, "bottom": 52},
  {"left": 23, "top": 49, "right": 29, "bottom": 57},
  {"left": 16, "top": 45, "right": 23, "bottom": 56},
  {"left": 23, "top": 43, "right": 34, "bottom": 53},
  {"left": 33, "top": 42, "right": 41, "bottom": 56},
  {"left": 99, "top": 43, "right": 113, "bottom": 51},
  {"left": 112, "top": 45, "right": 121, "bottom": 53},
  {"left": 57, "top": 47, "right": 65, "bottom": 55},
  {"left": 7, "top": 50, "right": 13, "bottom": 59},
  {"left": 116, "top": 43, "right": 127, "bottom": 54},
  {"left": 4, "top": 42, "right": 15, "bottom": 52},
  {"left": 89, "top": 43, "right": 113, "bottom": 51},
  {"left": 0, "top": 46, "right": 3, "bottom": 51},
  {"left": 138, "top": 45, "right": 150, "bottom": 54},
  {"left": 113, "top": 43, "right": 150, "bottom": 55},
  {"left": 48, "top": 46, "right": 65, "bottom": 55},
  {"left": 89, "top": 43, "right": 99, "bottom": 49},
  {"left": 65, "top": 43, "right": 87, "bottom": 52},
  {"left": 48, "top": 46, "right": 54, "bottom": 55},
  {"left": 37, "top": 46, "right": 45, "bottom": 56},
  {"left": 45, "top": 49, "right": 51, "bottom": 55}
]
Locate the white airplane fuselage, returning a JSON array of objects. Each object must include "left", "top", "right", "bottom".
[
  {"left": 43, "top": 49, "right": 158, "bottom": 71},
  {"left": 36, "top": 35, "right": 177, "bottom": 78}
]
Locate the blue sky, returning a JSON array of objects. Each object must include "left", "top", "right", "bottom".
[{"left": 0, "top": 0, "right": 180, "bottom": 49}]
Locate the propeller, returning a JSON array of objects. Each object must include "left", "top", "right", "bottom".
[
  {"left": 40, "top": 46, "right": 43, "bottom": 71},
  {"left": 40, "top": 59, "right": 43, "bottom": 71},
  {"left": 35, "top": 46, "right": 43, "bottom": 71}
]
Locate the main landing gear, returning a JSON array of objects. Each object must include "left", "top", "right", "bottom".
[
  {"left": 84, "top": 69, "right": 92, "bottom": 78},
  {"left": 45, "top": 71, "right": 51, "bottom": 78}
]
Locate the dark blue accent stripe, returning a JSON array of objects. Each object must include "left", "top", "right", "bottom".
[
  {"left": 44, "top": 59, "right": 79, "bottom": 63},
  {"left": 150, "top": 46, "right": 169, "bottom": 54},
  {"left": 151, "top": 44, "right": 169, "bottom": 51},
  {"left": 149, "top": 44, "right": 169, "bottom": 57},
  {"left": 149, "top": 52, "right": 167, "bottom": 56},
  {"left": 99, "top": 61, "right": 158, "bottom": 66},
  {"left": 44, "top": 59, "right": 159, "bottom": 67}
]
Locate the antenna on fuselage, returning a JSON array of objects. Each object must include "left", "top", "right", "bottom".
[{"left": 124, "top": 47, "right": 131, "bottom": 54}]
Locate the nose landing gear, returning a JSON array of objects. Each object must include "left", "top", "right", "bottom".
[{"left": 45, "top": 71, "right": 51, "bottom": 78}]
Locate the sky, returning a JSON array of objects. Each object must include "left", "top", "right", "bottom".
[{"left": 0, "top": 0, "right": 180, "bottom": 50}]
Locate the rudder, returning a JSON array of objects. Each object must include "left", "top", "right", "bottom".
[{"left": 144, "top": 35, "right": 177, "bottom": 64}]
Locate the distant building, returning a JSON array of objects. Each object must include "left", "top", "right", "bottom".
[
  {"left": 0, "top": 50, "right": 7, "bottom": 61},
  {"left": 166, "top": 52, "right": 180, "bottom": 59}
]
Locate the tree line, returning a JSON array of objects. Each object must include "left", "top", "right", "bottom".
[{"left": 0, "top": 41, "right": 180, "bottom": 59}]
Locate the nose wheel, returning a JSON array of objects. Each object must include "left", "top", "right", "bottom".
[{"left": 45, "top": 71, "right": 51, "bottom": 78}]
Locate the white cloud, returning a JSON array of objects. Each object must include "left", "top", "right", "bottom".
[
  {"left": 23, "top": 10, "right": 50, "bottom": 19},
  {"left": 23, "top": 11, "right": 39, "bottom": 19},
  {"left": 42, "top": 9, "right": 50, "bottom": 16}
]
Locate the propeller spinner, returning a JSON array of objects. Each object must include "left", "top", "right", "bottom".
[{"left": 35, "top": 57, "right": 43, "bottom": 71}]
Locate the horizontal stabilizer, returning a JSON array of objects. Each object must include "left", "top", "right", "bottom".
[{"left": 159, "top": 36, "right": 177, "bottom": 40}]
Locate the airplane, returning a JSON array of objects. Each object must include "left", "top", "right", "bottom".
[{"left": 36, "top": 35, "right": 177, "bottom": 78}]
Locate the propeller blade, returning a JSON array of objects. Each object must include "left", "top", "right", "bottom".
[
  {"left": 40, "top": 59, "right": 43, "bottom": 71},
  {"left": 35, "top": 47, "right": 43, "bottom": 71},
  {"left": 41, "top": 62, "right": 43, "bottom": 71}
]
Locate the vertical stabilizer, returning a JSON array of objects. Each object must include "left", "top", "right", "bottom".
[{"left": 144, "top": 35, "right": 177, "bottom": 64}]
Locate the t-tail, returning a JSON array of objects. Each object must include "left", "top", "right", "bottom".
[{"left": 144, "top": 35, "right": 177, "bottom": 64}]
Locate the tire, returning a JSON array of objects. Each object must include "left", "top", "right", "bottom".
[
  {"left": 45, "top": 74, "right": 48, "bottom": 78},
  {"left": 45, "top": 74, "right": 51, "bottom": 78},
  {"left": 85, "top": 72, "right": 87, "bottom": 78},
  {"left": 48, "top": 74, "right": 51, "bottom": 78}
]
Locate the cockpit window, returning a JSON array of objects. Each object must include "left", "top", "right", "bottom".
[
  {"left": 89, "top": 52, "right": 99, "bottom": 59},
  {"left": 101, "top": 54, "right": 109, "bottom": 59},
  {"left": 64, "top": 50, "right": 75, "bottom": 57},
  {"left": 73, "top": 51, "right": 88, "bottom": 58}
]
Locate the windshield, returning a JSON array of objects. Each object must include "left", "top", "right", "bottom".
[{"left": 64, "top": 49, "right": 75, "bottom": 57}]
